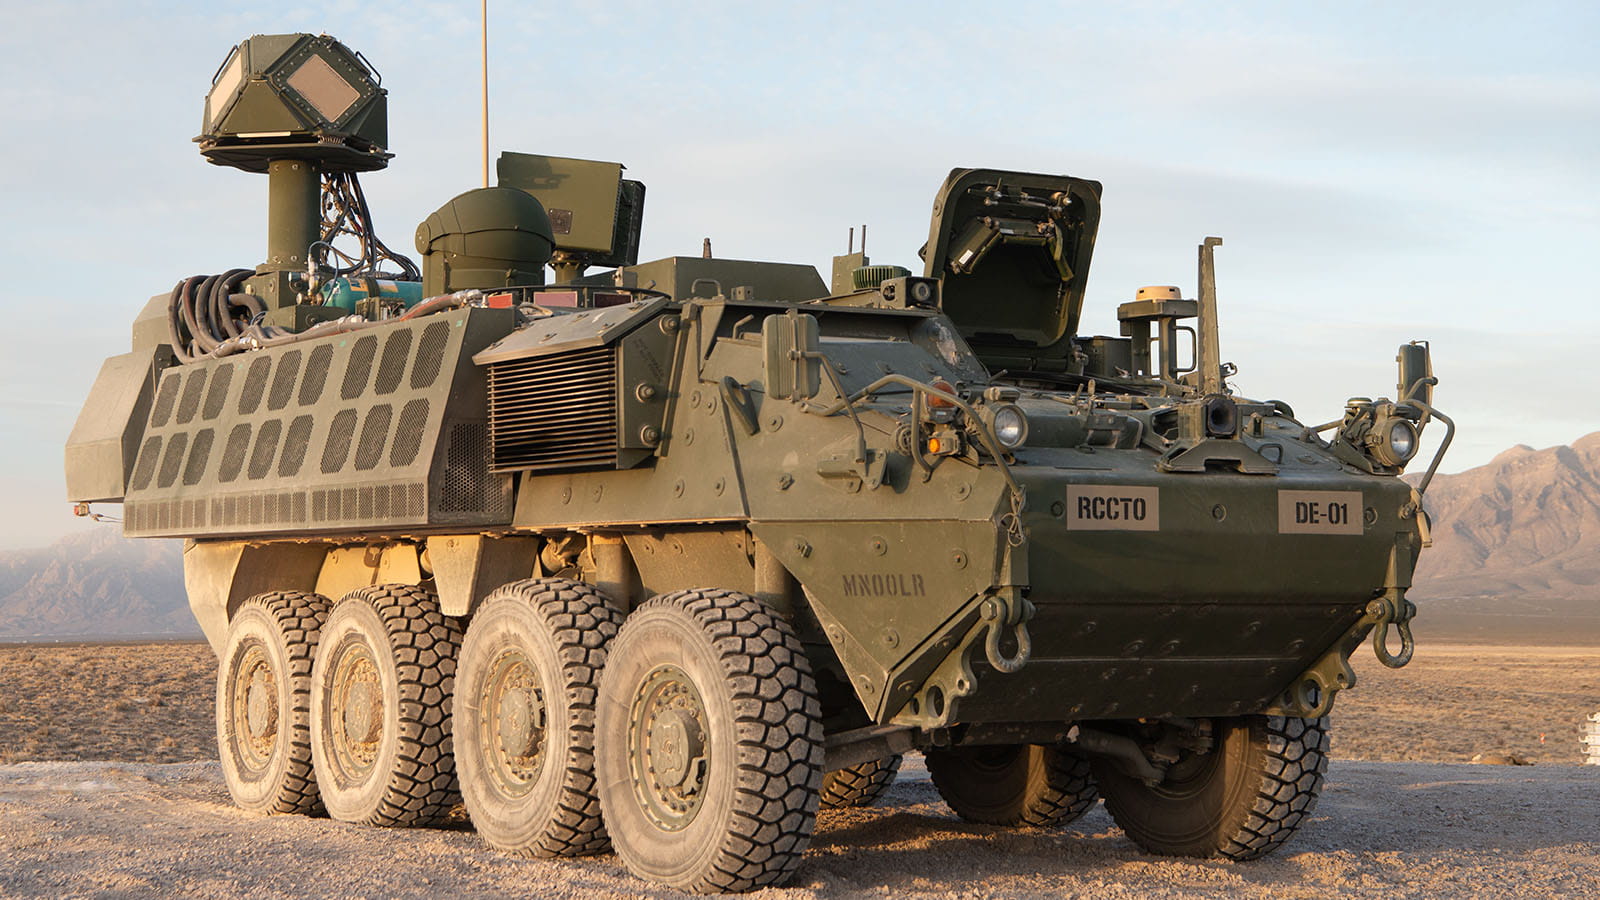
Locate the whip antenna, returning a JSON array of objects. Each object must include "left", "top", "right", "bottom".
[{"left": 481, "top": 0, "right": 489, "bottom": 187}]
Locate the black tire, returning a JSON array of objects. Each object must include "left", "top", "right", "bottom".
[
  {"left": 1092, "top": 715, "right": 1328, "bottom": 860},
  {"left": 455, "top": 578, "right": 622, "bottom": 857},
  {"left": 819, "top": 754, "right": 903, "bottom": 809},
  {"left": 596, "top": 589, "right": 823, "bottom": 893},
  {"left": 310, "top": 584, "right": 462, "bottom": 827},
  {"left": 216, "top": 590, "right": 329, "bottom": 815},
  {"left": 927, "top": 744, "right": 1098, "bottom": 827}
]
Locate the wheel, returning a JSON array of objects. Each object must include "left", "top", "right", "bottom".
[
  {"left": 310, "top": 584, "right": 462, "bottom": 827},
  {"left": 926, "top": 744, "right": 1098, "bottom": 827},
  {"left": 819, "top": 754, "right": 902, "bottom": 809},
  {"left": 455, "top": 578, "right": 622, "bottom": 857},
  {"left": 596, "top": 589, "right": 823, "bottom": 893},
  {"left": 1092, "top": 715, "right": 1328, "bottom": 860},
  {"left": 216, "top": 590, "right": 329, "bottom": 814}
]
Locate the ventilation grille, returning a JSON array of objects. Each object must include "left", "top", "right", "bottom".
[
  {"left": 203, "top": 364, "right": 233, "bottom": 420},
  {"left": 123, "top": 308, "right": 511, "bottom": 538},
  {"left": 176, "top": 369, "right": 207, "bottom": 424},
  {"left": 150, "top": 374, "right": 180, "bottom": 427},
  {"left": 487, "top": 347, "right": 618, "bottom": 472},
  {"left": 300, "top": 346, "right": 332, "bottom": 405}
]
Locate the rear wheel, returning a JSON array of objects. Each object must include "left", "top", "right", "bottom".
[
  {"left": 216, "top": 590, "right": 329, "bottom": 814},
  {"left": 1092, "top": 715, "right": 1328, "bottom": 860},
  {"left": 310, "top": 584, "right": 462, "bottom": 827},
  {"left": 819, "top": 755, "right": 903, "bottom": 809},
  {"left": 596, "top": 589, "right": 823, "bottom": 893},
  {"left": 455, "top": 578, "right": 622, "bottom": 857},
  {"left": 927, "top": 744, "right": 1098, "bottom": 827}
]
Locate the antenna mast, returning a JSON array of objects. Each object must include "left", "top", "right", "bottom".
[{"left": 481, "top": 0, "right": 489, "bottom": 188}]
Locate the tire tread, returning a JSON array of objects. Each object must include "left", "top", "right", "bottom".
[
  {"left": 224, "top": 590, "right": 329, "bottom": 815},
  {"left": 618, "top": 588, "right": 824, "bottom": 894}
]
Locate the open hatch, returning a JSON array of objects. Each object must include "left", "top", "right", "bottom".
[{"left": 921, "top": 168, "right": 1101, "bottom": 373}]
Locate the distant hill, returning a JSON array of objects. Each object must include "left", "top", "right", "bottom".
[
  {"left": 1410, "top": 432, "right": 1600, "bottom": 643},
  {"left": 0, "top": 530, "right": 191, "bottom": 641}
]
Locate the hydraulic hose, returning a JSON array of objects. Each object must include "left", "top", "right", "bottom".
[{"left": 168, "top": 270, "right": 477, "bottom": 363}]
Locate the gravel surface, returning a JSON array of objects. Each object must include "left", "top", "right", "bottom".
[{"left": 3, "top": 756, "right": 1597, "bottom": 899}]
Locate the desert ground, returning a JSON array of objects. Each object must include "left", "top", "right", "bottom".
[{"left": 1, "top": 640, "right": 1597, "bottom": 897}]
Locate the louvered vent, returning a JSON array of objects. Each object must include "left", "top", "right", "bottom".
[{"left": 488, "top": 346, "right": 618, "bottom": 472}]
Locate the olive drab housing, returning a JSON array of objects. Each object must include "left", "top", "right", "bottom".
[{"left": 65, "top": 33, "right": 1453, "bottom": 894}]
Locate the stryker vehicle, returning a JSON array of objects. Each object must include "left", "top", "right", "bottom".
[{"left": 65, "top": 33, "right": 1453, "bottom": 894}]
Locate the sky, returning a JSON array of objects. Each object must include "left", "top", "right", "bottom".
[{"left": 1, "top": 1, "right": 1595, "bottom": 549}]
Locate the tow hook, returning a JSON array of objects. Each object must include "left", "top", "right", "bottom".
[
  {"left": 1368, "top": 590, "right": 1416, "bottom": 668},
  {"left": 980, "top": 593, "right": 1033, "bottom": 674}
]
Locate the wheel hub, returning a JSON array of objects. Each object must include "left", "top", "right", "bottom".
[
  {"left": 343, "top": 680, "right": 381, "bottom": 743},
  {"left": 628, "top": 664, "right": 710, "bottom": 831},
  {"left": 330, "top": 642, "right": 383, "bottom": 776},
  {"left": 478, "top": 650, "right": 546, "bottom": 794},
  {"left": 497, "top": 687, "right": 541, "bottom": 758},
  {"left": 648, "top": 709, "right": 704, "bottom": 788},
  {"left": 230, "top": 642, "right": 279, "bottom": 771},
  {"left": 244, "top": 670, "right": 277, "bottom": 740}
]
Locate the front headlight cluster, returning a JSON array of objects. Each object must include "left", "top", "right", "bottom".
[
  {"left": 992, "top": 404, "right": 1028, "bottom": 449},
  {"left": 1372, "top": 417, "right": 1419, "bottom": 467},
  {"left": 1346, "top": 398, "right": 1422, "bottom": 469}
]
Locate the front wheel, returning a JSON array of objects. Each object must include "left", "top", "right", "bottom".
[
  {"left": 1092, "top": 715, "right": 1328, "bottom": 860},
  {"left": 596, "top": 589, "right": 823, "bottom": 893}
]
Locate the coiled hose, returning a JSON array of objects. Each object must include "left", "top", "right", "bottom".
[{"left": 167, "top": 271, "right": 478, "bottom": 363}]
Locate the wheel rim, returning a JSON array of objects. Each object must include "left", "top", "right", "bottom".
[
  {"left": 229, "top": 640, "right": 278, "bottom": 773},
  {"left": 327, "top": 636, "right": 383, "bottom": 781},
  {"left": 477, "top": 648, "right": 547, "bottom": 796},
  {"left": 627, "top": 664, "right": 710, "bottom": 832}
]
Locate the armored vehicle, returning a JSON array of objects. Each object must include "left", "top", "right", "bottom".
[{"left": 66, "top": 34, "right": 1452, "bottom": 893}]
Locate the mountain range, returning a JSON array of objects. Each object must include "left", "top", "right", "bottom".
[
  {"left": 0, "top": 529, "right": 189, "bottom": 640},
  {"left": 3, "top": 433, "right": 1597, "bottom": 642},
  {"left": 1408, "top": 432, "right": 1600, "bottom": 642}
]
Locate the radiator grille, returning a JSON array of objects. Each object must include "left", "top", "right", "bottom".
[
  {"left": 391, "top": 399, "right": 429, "bottom": 467},
  {"left": 487, "top": 347, "right": 618, "bottom": 472},
  {"left": 219, "top": 424, "right": 251, "bottom": 482},
  {"left": 131, "top": 436, "right": 162, "bottom": 490},
  {"left": 249, "top": 420, "right": 282, "bottom": 480},
  {"left": 355, "top": 404, "right": 392, "bottom": 471},
  {"left": 342, "top": 335, "right": 377, "bottom": 399},
  {"left": 299, "top": 346, "right": 332, "bottom": 405},
  {"left": 240, "top": 356, "right": 271, "bottom": 414},
  {"left": 158, "top": 433, "right": 188, "bottom": 489},
  {"left": 376, "top": 331, "right": 411, "bottom": 395},
  {"left": 280, "top": 416, "right": 313, "bottom": 477},
  {"left": 322, "top": 409, "right": 358, "bottom": 473},
  {"left": 150, "top": 374, "right": 179, "bottom": 427},
  {"left": 184, "top": 429, "right": 214, "bottom": 486},
  {"left": 268, "top": 350, "right": 301, "bottom": 411},
  {"left": 176, "top": 369, "right": 207, "bottom": 425},
  {"left": 411, "top": 322, "right": 450, "bottom": 389},
  {"left": 203, "top": 363, "right": 233, "bottom": 420}
]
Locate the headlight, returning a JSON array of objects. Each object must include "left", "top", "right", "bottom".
[
  {"left": 992, "top": 404, "right": 1028, "bottom": 449},
  {"left": 1369, "top": 417, "right": 1419, "bottom": 467},
  {"left": 1387, "top": 419, "right": 1418, "bottom": 461}
]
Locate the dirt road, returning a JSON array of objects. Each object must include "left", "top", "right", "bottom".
[{"left": 3, "top": 755, "right": 1597, "bottom": 899}]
